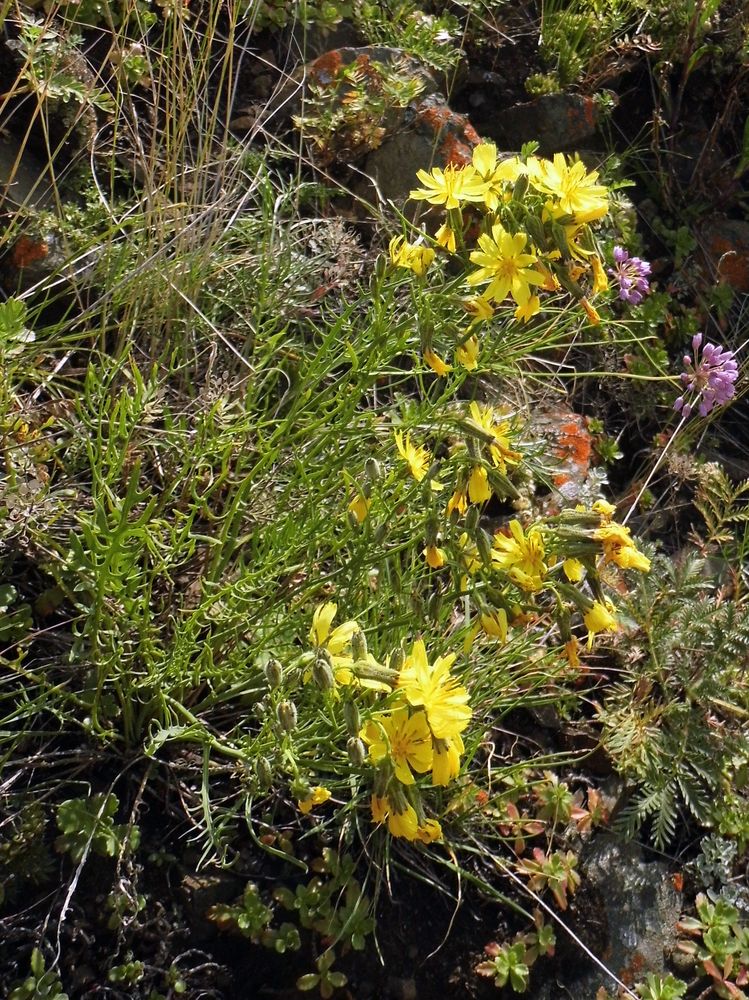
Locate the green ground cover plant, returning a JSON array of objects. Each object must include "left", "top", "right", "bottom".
[{"left": 1, "top": 1, "right": 748, "bottom": 997}]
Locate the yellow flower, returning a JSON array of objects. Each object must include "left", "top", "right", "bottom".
[
  {"left": 389, "top": 236, "right": 435, "bottom": 277},
  {"left": 348, "top": 493, "right": 370, "bottom": 523},
  {"left": 298, "top": 786, "right": 332, "bottom": 814},
  {"left": 455, "top": 334, "right": 480, "bottom": 370},
  {"left": 424, "top": 349, "right": 452, "bottom": 377},
  {"left": 584, "top": 600, "right": 619, "bottom": 648},
  {"left": 463, "top": 295, "right": 495, "bottom": 323},
  {"left": 388, "top": 800, "right": 419, "bottom": 839},
  {"left": 409, "top": 163, "right": 488, "bottom": 210},
  {"left": 394, "top": 430, "right": 431, "bottom": 482},
  {"left": 416, "top": 818, "right": 443, "bottom": 843},
  {"left": 423, "top": 543, "right": 447, "bottom": 569},
  {"left": 468, "top": 465, "right": 492, "bottom": 503},
  {"left": 526, "top": 153, "right": 609, "bottom": 223},
  {"left": 580, "top": 297, "right": 601, "bottom": 325},
  {"left": 564, "top": 637, "right": 581, "bottom": 668},
  {"left": 594, "top": 522, "right": 651, "bottom": 572},
  {"left": 592, "top": 498, "right": 616, "bottom": 519},
  {"left": 491, "top": 520, "right": 547, "bottom": 592},
  {"left": 480, "top": 608, "right": 507, "bottom": 642},
  {"left": 471, "top": 142, "right": 524, "bottom": 211},
  {"left": 398, "top": 638, "right": 471, "bottom": 741},
  {"left": 563, "top": 557, "right": 586, "bottom": 582},
  {"left": 591, "top": 255, "right": 608, "bottom": 294},
  {"left": 369, "top": 795, "right": 419, "bottom": 839},
  {"left": 447, "top": 485, "right": 469, "bottom": 518},
  {"left": 361, "top": 708, "right": 433, "bottom": 785},
  {"left": 467, "top": 222, "right": 544, "bottom": 308},
  {"left": 310, "top": 602, "right": 357, "bottom": 653},
  {"left": 435, "top": 222, "right": 457, "bottom": 254},
  {"left": 467, "top": 402, "right": 521, "bottom": 473},
  {"left": 514, "top": 295, "right": 541, "bottom": 323},
  {"left": 432, "top": 734, "right": 463, "bottom": 786}
]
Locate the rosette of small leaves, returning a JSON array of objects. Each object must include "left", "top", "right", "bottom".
[
  {"left": 9, "top": 949, "right": 68, "bottom": 1000},
  {"left": 476, "top": 941, "right": 530, "bottom": 993},
  {"left": 297, "top": 950, "right": 348, "bottom": 999},
  {"left": 55, "top": 793, "right": 139, "bottom": 863}
]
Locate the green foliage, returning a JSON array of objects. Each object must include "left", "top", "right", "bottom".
[
  {"left": 55, "top": 793, "right": 139, "bottom": 863},
  {"left": 635, "top": 973, "right": 688, "bottom": 1000},
  {"left": 9, "top": 949, "right": 68, "bottom": 1000},
  {"left": 601, "top": 553, "right": 749, "bottom": 847},
  {"left": 0, "top": 803, "right": 52, "bottom": 907},
  {"left": 476, "top": 941, "right": 531, "bottom": 992},
  {"left": 296, "top": 949, "right": 348, "bottom": 999}
]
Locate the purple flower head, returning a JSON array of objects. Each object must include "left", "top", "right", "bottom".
[
  {"left": 608, "top": 245, "right": 651, "bottom": 305},
  {"left": 673, "top": 332, "right": 739, "bottom": 418}
]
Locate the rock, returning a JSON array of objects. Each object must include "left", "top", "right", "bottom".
[
  {"left": 532, "top": 833, "right": 682, "bottom": 1000},
  {"left": 699, "top": 217, "right": 749, "bottom": 292},
  {"left": 476, "top": 94, "right": 600, "bottom": 153},
  {"left": 1, "top": 230, "right": 68, "bottom": 295},
  {"left": 361, "top": 92, "right": 481, "bottom": 207},
  {"left": 527, "top": 405, "right": 597, "bottom": 513},
  {"left": 0, "top": 134, "right": 57, "bottom": 212}
]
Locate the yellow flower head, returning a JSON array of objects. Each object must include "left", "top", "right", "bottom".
[
  {"left": 424, "top": 349, "right": 452, "bottom": 377},
  {"left": 471, "top": 143, "right": 524, "bottom": 211},
  {"left": 398, "top": 638, "right": 471, "bottom": 741},
  {"left": 432, "top": 734, "right": 464, "bottom": 786},
  {"left": 480, "top": 608, "right": 508, "bottom": 642},
  {"left": 468, "top": 402, "right": 522, "bottom": 473},
  {"left": 463, "top": 295, "right": 495, "bottom": 323},
  {"left": 515, "top": 295, "right": 541, "bottom": 323},
  {"left": 580, "top": 297, "right": 601, "bottom": 325},
  {"left": 467, "top": 222, "right": 544, "bottom": 308},
  {"left": 361, "top": 708, "right": 433, "bottom": 785},
  {"left": 584, "top": 600, "right": 619, "bottom": 648},
  {"left": 455, "top": 334, "right": 480, "bottom": 371},
  {"left": 416, "top": 818, "right": 443, "bottom": 843},
  {"left": 409, "top": 163, "right": 488, "bottom": 210},
  {"left": 348, "top": 493, "right": 370, "bottom": 523},
  {"left": 423, "top": 543, "right": 447, "bottom": 569},
  {"left": 563, "top": 557, "right": 586, "bottom": 582},
  {"left": 387, "top": 800, "right": 419, "bottom": 840},
  {"left": 447, "top": 485, "right": 469, "bottom": 518},
  {"left": 298, "top": 786, "right": 332, "bottom": 815},
  {"left": 468, "top": 464, "right": 492, "bottom": 504},
  {"left": 491, "top": 520, "right": 547, "bottom": 592},
  {"left": 310, "top": 602, "right": 357, "bottom": 653},
  {"left": 389, "top": 236, "right": 435, "bottom": 277},
  {"left": 435, "top": 223, "right": 457, "bottom": 254},
  {"left": 394, "top": 430, "right": 431, "bottom": 482},
  {"left": 527, "top": 153, "right": 609, "bottom": 223},
  {"left": 594, "top": 522, "right": 651, "bottom": 572},
  {"left": 591, "top": 255, "right": 608, "bottom": 295}
]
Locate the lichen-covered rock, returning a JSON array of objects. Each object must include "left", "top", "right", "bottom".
[
  {"left": 699, "top": 216, "right": 749, "bottom": 292},
  {"left": 476, "top": 93, "right": 600, "bottom": 153}
]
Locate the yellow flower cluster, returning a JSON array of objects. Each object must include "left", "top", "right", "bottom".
[
  {"left": 389, "top": 142, "right": 611, "bottom": 372},
  {"left": 360, "top": 638, "right": 471, "bottom": 841}
]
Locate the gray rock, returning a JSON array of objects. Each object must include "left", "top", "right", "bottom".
[{"left": 477, "top": 94, "right": 600, "bottom": 153}]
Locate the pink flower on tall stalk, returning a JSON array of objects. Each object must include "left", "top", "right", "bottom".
[{"left": 674, "top": 333, "right": 738, "bottom": 417}]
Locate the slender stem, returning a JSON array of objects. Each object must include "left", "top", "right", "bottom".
[{"left": 622, "top": 414, "right": 688, "bottom": 526}]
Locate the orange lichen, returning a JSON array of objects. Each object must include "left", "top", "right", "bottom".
[
  {"left": 11, "top": 236, "right": 49, "bottom": 268},
  {"left": 310, "top": 49, "right": 344, "bottom": 85},
  {"left": 555, "top": 419, "right": 592, "bottom": 468}
]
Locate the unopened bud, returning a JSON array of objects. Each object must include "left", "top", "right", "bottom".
[
  {"left": 389, "top": 646, "right": 405, "bottom": 673},
  {"left": 427, "top": 591, "right": 442, "bottom": 621},
  {"left": 253, "top": 698, "right": 269, "bottom": 721},
  {"left": 373, "top": 522, "right": 388, "bottom": 544},
  {"left": 277, "top": 700, "right": 298, "bottom": 731},
  {"left": 312, "top": 654, "right": 336, "bottom": 691},
  {"left": 347, "top": 737, "right": 367, "bottom": 766},
  {"left": 351, "top": 629, "right": 367, "bottom": 661},
  {"left": 524, "top": 214, "right": 547, "bottom": 250},
  {"left": 256, "top": 756, "right": 273, "bottom": 789},
  {"left": 342, "top": 700, "right": 361, "bottom": 737},
  {"left": 264, "top": 658, "right": 283, "bottom": 689},
  {"left": 476, "top": 527, "right": 492, "bottom": 568},
  {"left": 512, "top": 173, "right": 529, "bottom": 203},
  {"left": 465, "top": 505, "right": 480, "bottom": 533},
  {"left": 365, "top": 458, "right": 382, "bottom": 482}
]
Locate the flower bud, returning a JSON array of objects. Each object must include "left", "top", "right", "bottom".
[
  {"left": 342, "top": 700, "right": 360, "bottom": 737},
  {"left": 465, "top": 505, "right": 480, "bottom": 533},
  {"left": 256, "top": 756, "right": 273, "bottom": 789},
  {"left": 373, "top": 523, "right": 388, "bottom": 544},
  {"left": 512, "top": 174, "right": 529, "bottom": 203},
  {"left": 277, "top": 700, "right": 298, "bottom": 731},
  {"left": 427, "top": 591, "right": 442, "bottom": 621},
  {"left": 476, "top": 527, "right": 492, "bottom": 568},
  {"left": 351, "top": 629, "right": 367, "bottom": 661},
  {"left": 312, "top": 654, "right": 336, "bottom": 691},
  {"left": 365, "top": 458, "right": 382, "bottom": 482},
  {"left": 347, "top": 737, "right": 367, "bottom": 766},
  {"left": 264, "top": 658, "right": 283, "bottom": 689},
  {"left": 389, "top": 646, "right": 405, "bottom": 672}
]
